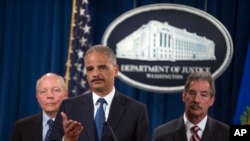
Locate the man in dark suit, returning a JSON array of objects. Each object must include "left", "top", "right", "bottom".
[
  {"left": 49, "top": 45, "right": 150, "bottom": 141},
  {"left": 10, "top": 73, "right": 68, "bottom": 141},
  {"left": 153, "top": 71, "right": 229, "bottom": 141}
]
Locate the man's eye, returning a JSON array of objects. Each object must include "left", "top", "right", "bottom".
[
  {"left": 86, "top": 68, "right": 92, "bottom": 72},
  {"left": 189, "top": 92, "right": 195, "bottom": 95},
  {"left": 52, "top": 89, "right": 60, "bottom": 93},
  {"left": 39, "top": 90, "right": 46, "bottom": 94},
  {"left": 201, "top": 93, "right": 208, "bottom": 97},
  {"left": 99, "top": 66, "right": 106, "bottom": 70}
]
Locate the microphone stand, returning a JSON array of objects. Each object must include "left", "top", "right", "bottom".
[{"left": 103, "top": 121, "right": 118, "bottom": 141}]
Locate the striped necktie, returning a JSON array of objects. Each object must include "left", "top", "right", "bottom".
[
  {"left": 190, "top": 125, "right": 201, "bottom": 141},
  {"left": 45, "top": 119, "right": 54, "bottom": 141}
]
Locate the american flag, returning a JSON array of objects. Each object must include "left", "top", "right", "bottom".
[{"left": 65, "top": 0, "right": 91, "bottom": 97}]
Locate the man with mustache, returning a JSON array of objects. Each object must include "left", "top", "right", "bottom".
[
  {"left": 153, "top": 71, "right": 229, "bottom": 141},
  {"left": 49, "top": 45, "right": 150, "bottom": 141}
]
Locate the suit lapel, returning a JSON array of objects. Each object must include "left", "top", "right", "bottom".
[
  {"left": 106, "top": 91, "right": 125, "bottom": 131},
  {"left": 173, "top": 117, "right": 188, "bottom": 141},
  {"left": 173, "top": 127, "right": 187, "bottom": 141},
  {"left": 81, "top": 94, "right": 96, "bottom": 141},
  {"left": 31, "top": 114, "right": 43, "bottom": 141},
  {"left": 102, "top": 91, "right": 125, "bottom": 141},
  {"left": 201, "top": 117, "right": 215, "bottom": 141}
]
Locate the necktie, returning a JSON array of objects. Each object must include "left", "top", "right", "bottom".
[
  {"left": 45, "top": 119, "right": 54, "bottom": 141},
  {"left": 95, "top": 98, "right": 106, "bottom": 141},
  {"left": 190, "top": 125, "right": 201, "bottom": 141}
]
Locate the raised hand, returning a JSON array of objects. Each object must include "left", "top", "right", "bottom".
[{"left": 61, "top": 112, "right": 84, "bottom": 141}]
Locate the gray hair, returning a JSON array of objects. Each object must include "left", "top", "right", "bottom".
[
  {"left": 84, "top": 44, "right": 117, "bottom": 65},
  {"left": 184, "top": 71, "right": 215, "bottom": 97}
]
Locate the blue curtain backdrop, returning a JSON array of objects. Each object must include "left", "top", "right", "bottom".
[{"left": 0, "top": 0, "right": 250, "bottom": 140}]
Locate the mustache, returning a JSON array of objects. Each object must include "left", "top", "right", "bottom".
[
  {"left": 190, "top": 103, "right": 202, "bottom": 109},
  {"left": 91, "top": 78, "right": 104, "bottom": 82}
]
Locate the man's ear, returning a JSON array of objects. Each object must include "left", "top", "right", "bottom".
[{"left": 182, "top": 91, "right": 186, "bottom": 102}]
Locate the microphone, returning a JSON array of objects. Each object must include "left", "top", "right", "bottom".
[{"left": 103, "top": 121, "right": 118, "bottom": 141}]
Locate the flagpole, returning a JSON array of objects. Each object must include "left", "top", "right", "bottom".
[
  {"left": 133, "top": 0, "right": 138, "bottom": 8},
  {"left": 65, "top": 0, "right": 76, "bottom": 89},
  {"left": 204, "top": 0, "right": 207, "bottom": 12}
]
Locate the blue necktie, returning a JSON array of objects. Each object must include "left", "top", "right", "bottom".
[
  {"left": 95, "top": 98, "right": 106, "bottom": 141},
  {"left": 45, "top": 119, "right": 54, "bottom": 141}
]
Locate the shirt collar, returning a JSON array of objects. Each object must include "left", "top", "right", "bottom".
[
  {"left": 183, "top": 114, "right": 207, "bottom": 132},
  {"left": 42, "top": 111, "right": 55, "bottom": 126},
  {"left": 92, "top": 87, "right": 115, "bottom": 105}
]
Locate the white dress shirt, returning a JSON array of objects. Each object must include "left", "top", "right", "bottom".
[
  {"left": 92, "top": 87, "right": 115, "bottom": 121},
  {"left": 184, "top": 114, "right": 207, "bottom": 141},
  {"left": 42, "top": 111, "right": 55, "bottom": 141}
]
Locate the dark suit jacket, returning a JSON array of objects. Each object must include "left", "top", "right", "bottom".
[
  {"left": 10, "top": 113, "right": 43, "bottom": 141},
  {"left": 153, "top": 116, "right": 229, "bottom": 141},
  {"left": 49, "top": 91, "right": 150, "bottom": 141}
]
